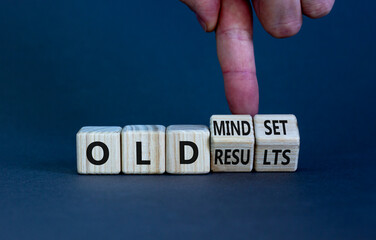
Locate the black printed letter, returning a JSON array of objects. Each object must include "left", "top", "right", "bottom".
[
  {"left": 180, "top": 141, "right": 199, "bottom": 164},
  {"left": 264, "top": 120, "right": 272, "bottom": 135},
  {"left": 87, "top": 141, "right": 109, "bottom": 165},
  {"left": 136, "top": 142, "right": 150, "bottom": 165}
]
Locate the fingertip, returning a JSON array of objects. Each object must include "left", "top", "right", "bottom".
[
  {"left": 182, "top": 0, "right": 220, "bottom": 32},
  {"left": 224, "top": 71, "right": 259, "bottom": 116},
  {"left": 196, "top": 14, "right": 208, "bottom": 32},
  {"left": 302, "top": 0, "right": 335, "bottom": 19},
  {"left": 252, "top": 0, "right": 303, "bottom": 39},
  {"left": 229, "top": 98, "right": 259, "bottom": 116}
]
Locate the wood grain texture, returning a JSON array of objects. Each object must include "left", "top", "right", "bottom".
[
  {"left": 254, "top": 114, "right": 300, "bottom": 172},
  {"left": 166, "top": 125, "right": 210, "bottom": 174},
  {"left": 210, "top": 115, "right": 254, "bottom": 172},
  {"left": 122, "top": 125, "right": 165, "bottom": 174},
  {"left": 76, "top": 126, "right": 121, "bottom": 174}
]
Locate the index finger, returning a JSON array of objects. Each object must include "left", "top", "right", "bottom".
[{"left": 216, "top": 0, "right": 258, "bottom": 115}]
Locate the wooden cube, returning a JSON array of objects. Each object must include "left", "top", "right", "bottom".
[
  {"left": 122, "top": 125, "right": 165, "bottom": 174},
  {"left": 210, "top": 115, "right": 254, "bottom": 172},
  {"left": 76, "top": 126, "right": 121, "bottom": 174},
  {"left": 166, "top": 125, "right": 210, "bottom": 174},
  {"left": 254, "top": 114, "right": 300, "bottom": 172}
]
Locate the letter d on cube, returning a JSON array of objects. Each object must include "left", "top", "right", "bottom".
[{"left": 166, "top": 125, "right": 210, "bottom": 174}]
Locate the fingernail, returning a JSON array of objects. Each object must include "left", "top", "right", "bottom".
[{"left": 196, "top": 14, "right": 207, "bottom": 32}]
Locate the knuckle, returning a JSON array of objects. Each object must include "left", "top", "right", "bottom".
[
  {"left": 268, "top": 21, "right": 302, "bottom": 38},
  {"left": 216, "top": 28, "right": 252, "bottom": 42},
  {"left": 304, "top": 1, "right": 333, "bottom": 18}
]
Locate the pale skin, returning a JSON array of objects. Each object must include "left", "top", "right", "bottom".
[{"left": 181, "top": 0, "right": 335, "bottom": 115}]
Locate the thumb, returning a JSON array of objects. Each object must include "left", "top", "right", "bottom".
[{"left": 180, "top": 0, "right": 220, "bottom": 32}]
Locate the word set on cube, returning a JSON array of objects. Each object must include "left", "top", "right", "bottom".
[{"left": 76, "top": 114, "right": 300, "bottom": 174}]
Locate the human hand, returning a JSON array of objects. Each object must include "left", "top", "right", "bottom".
[{"left": 181, "top": 0, "right": 334, "bottom": 115}]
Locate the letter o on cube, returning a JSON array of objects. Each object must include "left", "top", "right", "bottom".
[{"left": 76, "top": 126, "right": 121, "bottom": 174}]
